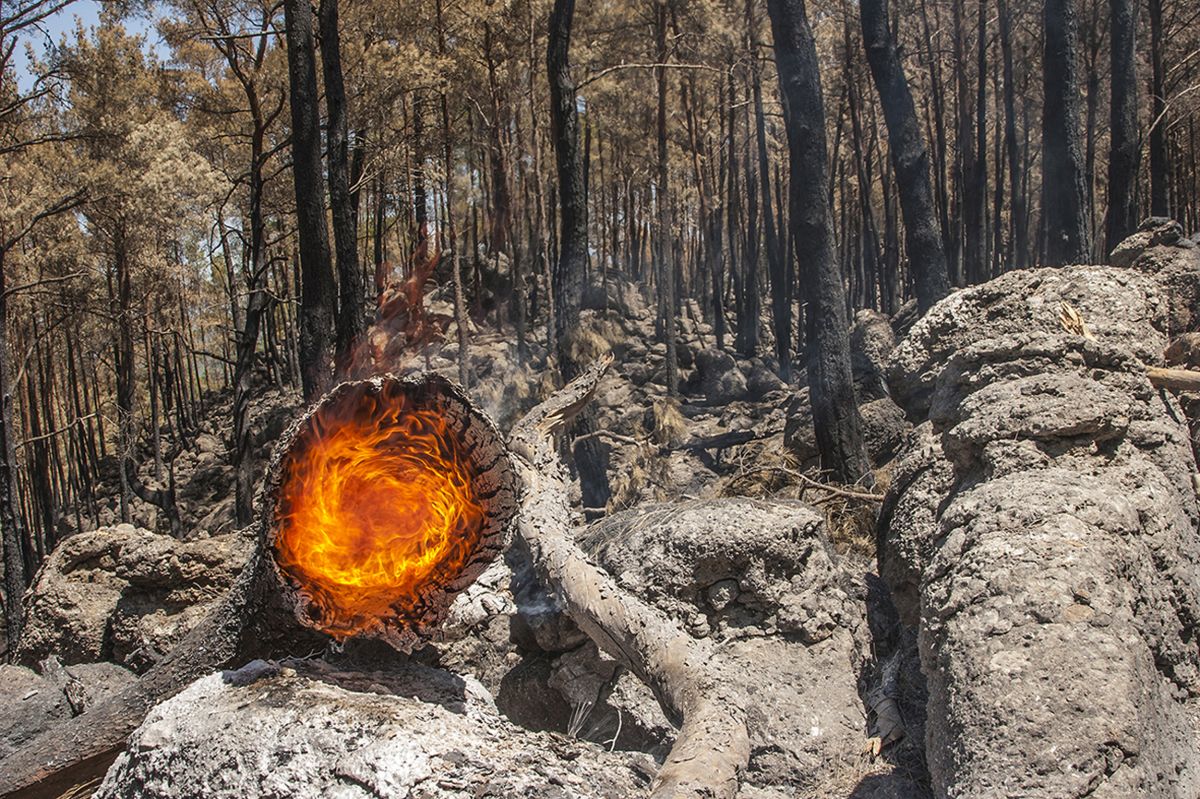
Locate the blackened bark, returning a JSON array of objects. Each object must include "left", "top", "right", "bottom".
[
  {"left": 999, "top": 0, "right": 1028, "bottom": 269},
  {"left": 437, "top": 0, "right": 470, "bottom": 387},
  {"left": 750, "top": 0, "right": 790, "bottom": 378},
  {"left": 233, "top": 119, "right": 271, "bottom": 527},
  {"left": 859, "top": 0, "right": 950, "bottom": 313},
  {"left": 655, "top": 0, "right": 678, "bottom": 396},
  {"left": 1042, "top": 0, "right": 1090, "bottom": 265},
  {"left": 955, "top": 0, "right": 985, "bottom": 283},
  {"left": 319, "top": 0, "right": 366, "bottom": 371},
  {"left": 0, "top": 248, "right": 26, "bottom": 645},
  {"left": 1105, "top": 0, "right": 1139, "bottom": 254},
  {"left": 1148, "top": 0, "right": 1167, "bottom": 216},
  {"left": 547, "top": 0, "right": 611, "bottom": 510},
  {"left": 284, "top": 0, "right": 337, "bottom": 399},
  {"left": 767, "top": 0, "right": 870, "bottom": 484}
]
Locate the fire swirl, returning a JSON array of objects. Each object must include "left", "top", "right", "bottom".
[{"left": 272, "top": 381, "right": 487, "bottom": 639}]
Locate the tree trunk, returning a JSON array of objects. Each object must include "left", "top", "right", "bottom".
[
  {"left": 767, "top": 0, "right": 870, "bottom": 484},
  {"left": 998, "top": 0, "right": 1028, "bottom": 270},
  {"left": 861, "top": 0, "right": 950, "bottom": 312},
  {"left": 656, "top": 0, "right": 678, "bottom": 396},
  {"left": 1148, "top": 0, "right": 1168, "bottom": 217},
  {"left": 284, "top": 0, "right": 337, "bottom": 399},
  {"left": 0, "top": 247, "right": 27, "bottom": 646},
  {"left": 1041, "top": 0, "right": 1090, "bottom": 265},
  {"left": 751, "top": 1, "right": 790, "bottom": 377},
  {"left": 547, "top": 0, "right": 611, "bottom": 511},
  {"left": 0, "top": 374, "right": 518, "bottom": 797},
  {"left": 319, "top": 0, "right": 366, "bottom": 372},
  {"left": 1105, "top": 0, "right": 1139, "bottom": 255},
  {"left": 437, "top": 0, "right": 470, "bottom": 387}
]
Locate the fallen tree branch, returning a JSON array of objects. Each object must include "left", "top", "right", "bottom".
[
  {"left": 1147, "top": 365, "right": 1200, "bottom": 392},
  {"left": 788, "top": 470, "right": 886, "bottom": 502},
  {"left": 511, "top": 355, "right": 749, "bottom": 799},
  {"left": 676, "top": 429, "right": 762, "bottom": 451}
]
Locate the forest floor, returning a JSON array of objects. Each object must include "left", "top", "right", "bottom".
[{"left": 8, "top": 225, "right": 1200, "bottom": 798}]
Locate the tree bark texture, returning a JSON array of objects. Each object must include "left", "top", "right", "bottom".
[
  {"left": 1042, "top": 0, "right": 1091, "bottom": 265},
  {"left": 859, "top": 0, "right": 951, "bottom": 313},
  {"left": 284, "top": 0, "right": 337, "bottom": 400},
  {"left": 768, "top": 0, "right": 870, "bottom": 484}
]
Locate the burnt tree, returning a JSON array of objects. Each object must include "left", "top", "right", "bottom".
[
  {"left": 859, "top": 0, "right": 950, "bottom": 313},
  {"left": 0, "top": 375, "right": 519, "bottom": 797},
  {"left": 546, "top": 0, "right": 611, "bottom": 511},
  {"left": 767, "top": 0, "right": 870, "bottom": 484},
  {"left": 1148, "top": 0, "right": 1168, "bottom": 216},
  {"left": 319, "top": 0, "right": 366, "bottom": 370},
  {"left": 1041, "top": 0, "right": 1090, "bottom": 265},
  {"left": 1105, "top": 0, "right": 1139, "bottom": 254},
  {"left": 284, "top": 0, "right": 337, "bottom": 399}
]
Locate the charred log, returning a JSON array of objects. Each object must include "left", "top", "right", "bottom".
[{"left": 510, "top": 355, "right": 750, "bottom": 799}]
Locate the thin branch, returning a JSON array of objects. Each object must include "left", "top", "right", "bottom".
[{"left": 577, "top": 61, "right": 727, "bottom": 90}]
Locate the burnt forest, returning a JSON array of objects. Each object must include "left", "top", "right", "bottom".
[{"left": 1, "top": 0, "right": 1200, "bottom": 796}]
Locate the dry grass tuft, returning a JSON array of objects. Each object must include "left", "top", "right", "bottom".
[
  {"left": 650, "top": 398, "right": 688, "bottom": 447},
  {"left": 714, "top": 440, "right": 886, "bottom": 559},
  {"left": 608, "top": 446, "right": 674, "bottom": 512},
  {"left": 565, "top": 324, "right": 613, "bottom": 365}
]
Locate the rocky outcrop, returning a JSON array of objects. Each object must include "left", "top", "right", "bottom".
[
  {"left": 573, "top": 499, "right": 883, "bottom": 795},
  {"left": 696, "top": 348, "right": 750, "bottom": 404},
  {"left": 881, "top": 261, "right": 1200, "bottom": 797},
  {"left": 0, "top": 660, "right": 135, "bottom": 760},
  {"left": 14, "top": 524, "right": 251, "bottom": 671},
  {"left": 96, "top": 659, "right": 653, "bottom": 799}
]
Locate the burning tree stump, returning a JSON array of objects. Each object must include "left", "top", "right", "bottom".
[{"left": 1, "top": 361, "right": 748, "bottom": 799}]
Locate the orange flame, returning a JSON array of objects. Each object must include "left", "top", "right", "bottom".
[{"left": 272, "top": 382, "right": 486, "bottom": 639}]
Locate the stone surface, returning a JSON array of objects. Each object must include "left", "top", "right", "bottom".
[
  {"left": 0, "top": 660, "right": 135, "bottom": 760},
  {"left": 696, "top": 348, "right": 749, "bottom": 404},
  {"left": 578, "top": 499, "right": 873, "bottom": 794},
  {"left": 850, "top": 310, "right": 898, "bottom": 401},
  {"left": 14, "top": 524, "right": 251, "bottom": 671},
  {"left": 881, "top": 262, "right": 1200, "bottom": 798},
  {"left": 96, "top": 660, "right": 654, "bottom": 799}
]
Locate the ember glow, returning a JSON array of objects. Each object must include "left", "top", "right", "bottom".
[{"left": 272, "top": 382, "right": 487, "bottom": 639}]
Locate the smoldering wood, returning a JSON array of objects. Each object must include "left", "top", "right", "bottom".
[{"left": 0, "top": 374, "right": 518, "bottom": 798}]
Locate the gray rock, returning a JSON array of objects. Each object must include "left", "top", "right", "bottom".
[
  {"left": 859, "top": 397, "right": 912, "bottom": 465},
  {"left": 96, "top": 660, "right": 653, "bottom": 798},
  {"left": 696, "top": 348, "right": 749, "bottom": 404},
  {"left": 15, "top": 524, "right": 251, "bottom": 671},
  {"left": 0, "top": 664, "right": 69, "bottom": 760},
  {"left": 1116, "top": 222, "right": 1200, "bottom": 334},
  {"left": 744, "top": 361, "right": 787, "bottom": 398},
  {"left": 579, "top": 500, "right": 871, "bottom": 793},
  {"left": 889, "top": 266, "right": 1168, "bottom": 418},
  {"left": 582, "top": 275, "right": 648, "bottom": 319},
  {"left": 851, "top": 309, "right": 898, "bottom": 400},
  {"left": 782, "top": 388, "right": 819, "bottom": 468},
  {"left": 0, "top": 660, "right": 135, "bottom": 760},
  {"left": 881, "top": 265, "right": 1200, "bottom": 797}
]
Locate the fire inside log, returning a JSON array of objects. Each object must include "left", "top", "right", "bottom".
[{"left": 264, "top": 375, "right": 518, "bottom": 651}]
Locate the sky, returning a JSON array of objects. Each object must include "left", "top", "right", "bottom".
[{"left": 12, "top": 1, "right": 166, "bottom": 92}]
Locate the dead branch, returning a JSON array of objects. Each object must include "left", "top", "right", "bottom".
[
  {"left": 511, "top": 357, "right": 749, "bottom": 799},
  {"left": 1147, "top": 366, "right": 1200, "bottom": 392},
  {"left": 788, "top": 470, "right": 886, "bottom": 502}
]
